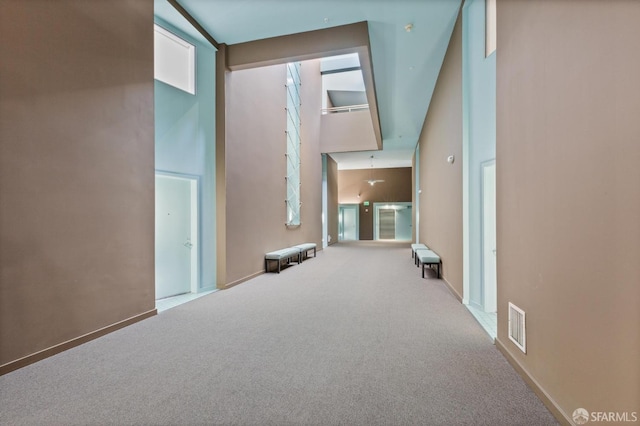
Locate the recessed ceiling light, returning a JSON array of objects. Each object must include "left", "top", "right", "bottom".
[
  {"left": 324, "top": 18, "right": 330, "bottom": 24},
  {"left": 404, "top": 23, "right": 413, "bottom": 32}
]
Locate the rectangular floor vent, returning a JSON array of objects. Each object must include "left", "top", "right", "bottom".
[{"left": 508, "top": 302, "right": 526, "bottom": 353}]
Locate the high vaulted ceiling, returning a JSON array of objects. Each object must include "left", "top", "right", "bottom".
[{"left": 155, "top": 0, "right": 461, "bottom": 169}]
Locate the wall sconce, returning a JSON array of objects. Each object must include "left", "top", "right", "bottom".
[{"left": 447, "top": 155, "right": 455, "bottom": 164}]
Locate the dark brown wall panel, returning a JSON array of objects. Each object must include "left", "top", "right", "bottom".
[
  {"left": 416, "top": 9, "right": 463, "bottom": 296},
  {"left": 0, "top": 0, "right": 155, "bottom": 367},
  {"left": 497, "top": 0, "right": 640, "bottom": 419}
]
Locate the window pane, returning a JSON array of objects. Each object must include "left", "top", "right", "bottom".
[
  {"left": 154, "top": 24, "right": 195, "bottom": 95},
  {"left": 486, "top": 0, "right": 497, "bottom": 57},
  {"left": 285, "top": 62, "right": 301, "bottom": 226}
]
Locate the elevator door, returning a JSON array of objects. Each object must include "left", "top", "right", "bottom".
[{"left": 379, "top": 209, "right": 395, "bottom": 239}]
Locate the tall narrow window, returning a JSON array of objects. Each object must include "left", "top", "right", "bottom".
[
  {"left": 485, "top": 0, "right": 497, "bottom": 57},
  {"left": 285, "top": 62, "right": 302, "bottom": 227}
]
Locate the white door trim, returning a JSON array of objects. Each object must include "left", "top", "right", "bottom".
[{"left": 338, "top": 204, "right": 359, "bottom": 241}]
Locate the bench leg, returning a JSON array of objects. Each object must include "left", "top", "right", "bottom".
[
  {"left": 313, "top": 247, "right": 316, "bottom": 257},
  {"left": 422, "top": 263, "right": 425, "bottom": 279}
]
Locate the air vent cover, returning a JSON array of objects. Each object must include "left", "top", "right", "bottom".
[{"left": 508, "top": 302, "right": 526, "bottom": 353}]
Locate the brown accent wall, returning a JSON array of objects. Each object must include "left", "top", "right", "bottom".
[
  {"left": 0, "top": 0, "right": 155, "bottom": 370},
  {"left": 497, "top": 1, "right": 640, "bottom": 420},
  {"left": 225, "top": 61, "right": 323, "bottom": 285},
  {"left": 338, "top": 167, "right": 412, "bottom": 240},
  {"left": 416, "top": 11, "right": 463, "bottom": 297},
  {"left": 215, "top": 43, "right": 228, "bottom": 287},
  {"left": 326, "top": 156, "right": 339, "bottom": 246}
]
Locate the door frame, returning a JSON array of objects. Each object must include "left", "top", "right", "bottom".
[
  {"left": 338, "top": 204, "right": 359, "bottom": 241},
  {"left": 155, "top": 170, "right": 201, "bottom": 295},
  {"left": 373, "top": 202, "right": 412, "bottom": 241}
]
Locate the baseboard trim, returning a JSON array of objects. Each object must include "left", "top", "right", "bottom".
[
  {"left": 440, "top": 275, "right": 463, "bottom": 302},
  {"left": 224, "top": 270, "right": 264, "bottom": 289},
  {"left": 0, "top": 309, "right": 157, "bottom": 376},
  {"left": 495, "top": 338, "right": 572, "bottom": 426},
  {"left": 224, "top": 248, "right": 325, "bottom": 290}
]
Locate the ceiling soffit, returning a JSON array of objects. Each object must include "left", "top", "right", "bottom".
[{"left": 222, "top": 22, "right": 382, "bottom": 152}]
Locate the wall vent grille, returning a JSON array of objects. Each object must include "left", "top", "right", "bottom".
[{"left": 508, "top": 302, "right": 526, "bottom": 353}]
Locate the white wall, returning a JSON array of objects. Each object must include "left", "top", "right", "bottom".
[{"left": 154, "top": 18, "right": 216, "bottom": 292}]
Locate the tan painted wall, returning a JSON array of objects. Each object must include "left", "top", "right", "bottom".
[
  {"left": 497, "top": 0, "right": 640, "bottom": 419},
  {"left": 416, "top": 11, "right": 463, "bottom": 297},
  {"left": 338, "top": 167, "right": 412, "bottom": 240},
  {"left": 0, "top": 0, "right": 155, "bottom": 368},
  {"left": 320, "top": 110, "right": 377, "bottom": 154},
  {"left": 225, "top": 22, "right": 382, "bottom": 151},
  {"left": 327, "top": 156, "right": 339, "bottom": 246},
  {"left": 225, "top": 61, "right": 323, "bottom": 285}
]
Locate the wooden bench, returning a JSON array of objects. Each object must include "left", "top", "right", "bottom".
[
  {"left": 415, "top": 248, "right": 441, "bottom": 278},
  {"left": 265, "top": 247, "right": 301, "bottom": 273},
  {"left": 294, "top": 243, "right": 317, "bottom": 261}
]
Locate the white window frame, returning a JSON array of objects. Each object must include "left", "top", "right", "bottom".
[
  {"left": 154, "top": 24, "right": 196, "bottom": 95},
  {"left": 285, "top": 62, "right": 302, "bottom": 227},
  {"left": 485, "top": 0, "right": 497, "bottom": 57}
]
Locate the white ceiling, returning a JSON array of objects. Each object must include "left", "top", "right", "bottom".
[{"left": 154, "top": 0, "right": 461, "bottom": 170}]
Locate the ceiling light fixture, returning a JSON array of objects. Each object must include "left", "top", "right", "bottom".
[
  {"left": 404, "top": 23, "right": 413, "bottom": 32},
  {"left": 364, "top": 155, "right": 385, "bottom": 186}
]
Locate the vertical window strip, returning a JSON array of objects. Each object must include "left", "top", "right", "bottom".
[
  {"left": 285, "top": 62, "right": 302, "bottom": 226},
  {"left": 485, "top": 0, "right": 497, "bottom": 57}
]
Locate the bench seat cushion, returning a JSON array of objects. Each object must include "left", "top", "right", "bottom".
[
  {"left": 411, "top": 243, "right": 428, "bottom": 251},
  {"left": 416, "top": 249, "right": 440, "bottom": 264},
  {"left": 265, "top": 247, "right": 300, "bottom": 260},
  {"left": 293, "top": 243, "right": 316, "bottom": 251}
]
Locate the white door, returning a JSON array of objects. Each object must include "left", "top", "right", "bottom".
[
  {"left": 155, "top": 174, "right": 194, "bottom": 299},
  {"left": 339, "top": 205, "right": 358, "bottom": 241},
  {"left": 395, "top": 207, "right": 412, "bottom": 241},
  {"left": 482, "top": 162, "right": 497, "bottom": 313}
]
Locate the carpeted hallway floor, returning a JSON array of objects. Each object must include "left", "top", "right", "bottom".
[{"left": 0, "top": 242, "right": 557, "bottom": 425}]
